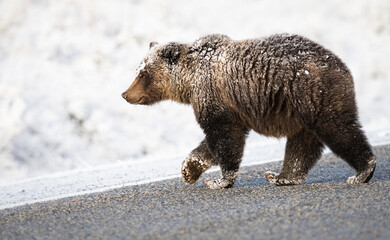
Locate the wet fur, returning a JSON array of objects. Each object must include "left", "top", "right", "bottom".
[{"left": 122, "top": 34, "right": 376, "bottom": 189}]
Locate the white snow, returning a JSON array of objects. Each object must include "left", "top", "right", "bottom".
[{"left": 1, "top": 0, "right": 390, "bottom": 207}]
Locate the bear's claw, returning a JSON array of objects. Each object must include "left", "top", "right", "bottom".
[
  {"left": 204, "top": 178, "right": 234, "bottom": 189},
  {"left": 181, "top": 156, "right": 211, "bottom": 184},
  {"left": 264, "top": 171, "right": 306, "bottom": 186},
  {"left": 347, "top": 157, "right": 376, "bottom": 184},
  {"left": 264, "top": 171, "right": 279, "bottom": 184}
]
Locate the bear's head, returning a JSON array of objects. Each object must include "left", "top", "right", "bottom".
[{"left": 122, "top": 42, "right": 184, "bottom": 105}]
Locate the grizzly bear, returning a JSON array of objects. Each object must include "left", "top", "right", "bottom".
[{"left": 122, "top": 34, "right": 376, "bottom": 189}]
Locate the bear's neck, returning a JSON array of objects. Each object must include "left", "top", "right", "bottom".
[{"left": 168, "top": 65, "right": 192, "bottom": 105}]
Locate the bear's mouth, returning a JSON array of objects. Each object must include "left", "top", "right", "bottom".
[{"left": 134, "top": 96, "right": 146, "bottom": 104}]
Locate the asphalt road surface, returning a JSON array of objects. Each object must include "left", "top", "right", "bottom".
[{"left": 1, "top": 145, "right": 389, "bottom": 240}]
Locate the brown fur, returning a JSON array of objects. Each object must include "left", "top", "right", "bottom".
[{"left": 122, "top": 34, "right": 376, "bottom": 189}]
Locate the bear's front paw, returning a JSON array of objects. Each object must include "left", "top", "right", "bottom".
[
  {"left": 181, "top": 157, "right": 210, "bottom": 184},
  {"left": 204, "top": 178, "right": 234, "bottom": 189},
  {"left": 264, "top": 171, "right": 279, "bottom": 184}
]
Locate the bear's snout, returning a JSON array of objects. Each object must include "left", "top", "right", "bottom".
[
  {"left": 121, "top": 91, "right": 134, "bottom": 103},
  {"left": 122, "top": 75, "right": 149, "bottom": 104},
  {"left": 121, "top": 88, "right": 147, "bottom": 105},
  {"left": 121, "top": 91, "right": 128, "bottom": 100},
  {"left": 121, "top": 90, "right": 137, "bottom": 103}
]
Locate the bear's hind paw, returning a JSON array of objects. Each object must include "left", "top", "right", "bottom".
[
  {"left": 204, "top": 178, "right": 234, "bottom": 189},
  {"left": 264, "top": 171, "right": 306, "bottom": 186},
  {"left": 347, "top": 158, "right": 376, "bottom": 184}
]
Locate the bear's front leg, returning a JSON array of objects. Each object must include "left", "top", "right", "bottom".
[
  {"left": 202, "top": 122, "right": 247, "bottom": 189},
  {"left": 182, "top": 139, "right": 218, "bottom": 184}
]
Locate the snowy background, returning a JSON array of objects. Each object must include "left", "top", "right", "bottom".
[{"left": 1, "top": 0, "right": 390, "bottom": 184}]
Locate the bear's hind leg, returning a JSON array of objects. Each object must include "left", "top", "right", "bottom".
[
  {"left": 314, "top": 118, "right": 376, "bottom": 184},
  {"left": 264, "top": 129, "right": 324, "bottom": 185},
  {"left": 182, "top": 139, "right": 218, "bottom": 184}
]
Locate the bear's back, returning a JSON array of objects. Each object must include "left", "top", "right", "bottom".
[{"left": 207, "top": 34, "right": 352, "bottom": 137}]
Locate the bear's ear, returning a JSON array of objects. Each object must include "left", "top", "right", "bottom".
[
  {"left": 149, "top": 41, "right": 158, "bottom": 49},
  {"left": 160, "top": 42, "right": 181, "bottom": 65}
]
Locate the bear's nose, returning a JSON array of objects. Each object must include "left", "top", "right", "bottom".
[{"left": 121, "top": 91, "right": 128, "bottom": 100}]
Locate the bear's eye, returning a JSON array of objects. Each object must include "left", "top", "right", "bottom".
[
  {"left": 138, "top": 70, "right": 152, "bottom": 87},
  {"left": 139, "top": 71, "right": 147, "bottom": 79}
]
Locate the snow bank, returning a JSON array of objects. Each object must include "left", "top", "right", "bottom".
[{"left": 1, "top": 0, "right": 390, "bottom": 185}]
